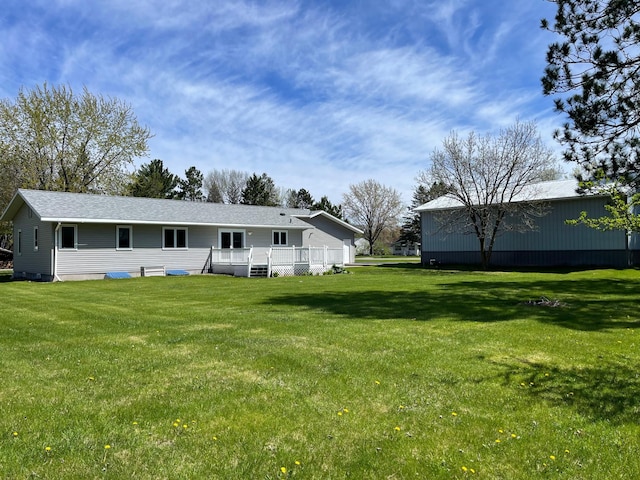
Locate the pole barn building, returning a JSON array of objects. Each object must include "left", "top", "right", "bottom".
[{"left": 416, "top": 179, "right": 640, "bottom": 268}]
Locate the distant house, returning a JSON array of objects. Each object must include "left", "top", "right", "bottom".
[
  {"left": 415, "top": 179, "right": 639, "bottom": 268},
  {"left": 0, "top": 189, "right": 362, "bottom": 281},
  {"left": 391, "top": 241, "right": 420, "bottom": 256}
]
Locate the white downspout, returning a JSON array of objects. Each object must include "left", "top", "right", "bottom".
[{"left": 53, "top": 222, "right": 61, "bottom": 281}]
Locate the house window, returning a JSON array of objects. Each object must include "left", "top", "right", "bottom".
[
  {"left": 17, "top": 229, "right": 22, "bottom": 255},
  {"left": 220, "top": 230, "right": 244, "bottom": 249},
  {"left": 33, "top": 226, "right": 39, "bottom": 252},
  {"left": 116, "top": 225, "right": 132, "bottom": 250},
  {"left": 163, "top": 227, "right": 188, "bottom": 249},
  {"left": 272, "top": 230, "right": 288, "bottom": 246},
  {"left": 60, "top": 225, "right": 77, "bottom": 250}
]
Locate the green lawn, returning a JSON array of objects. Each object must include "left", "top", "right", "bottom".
[{"left": 1, "top": 266, "right": 639, "bottom": 479}]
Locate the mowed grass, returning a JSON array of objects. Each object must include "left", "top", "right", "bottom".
[{"left": 1, "top": 266, "right": 640, "bottom": 479}]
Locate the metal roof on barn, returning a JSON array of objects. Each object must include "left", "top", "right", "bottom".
[
  {"left": 0, "top": 189, "right": 337, "bottom": 230},
  {"left": 414, "top": 179, "right": 592, "bottom": 212}
]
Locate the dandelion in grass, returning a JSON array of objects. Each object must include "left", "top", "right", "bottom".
[
  {"left": 103, "top": 445, "right": 111, "bottom": 464},
  {"left": 451, "top": 412, "right": 457, "bottom": 417},
  {"left": 12, "top": 431, "right": 18, "bottom": 437},
  {"left": 495, "top": 439, "right": 501, "bottom": 444},
  {"left": 280, "top": 466, "right": 287, "bottom": 474},
  {"left": 295, "top": 460, "right": 301, "bottom": 466},
  {"left": 173, "top": 422, "right": 179, "bottom": 427},
  {"left": 213, "top": 436, "right": 218, "bottom": 441},
  {"left": 375, "top": 380, "right": 380, "bottom": 385},
  {"left": 550, "top": 455, "right": 556, "bottom": 461},
  {"left": 337, "top": 411, "right": 343, "bottom": 416},
  {"left": 462, "top": 466, "right": 468, "bottom": 472},
  {"left": 394, "top": 426, "right": 401, "bottom": 432},
  {"left": 45, "top": 446, "right": 52, "bottom": 453}
]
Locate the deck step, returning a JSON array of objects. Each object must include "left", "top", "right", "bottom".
[{"left": 250, "top": 265, "right": 269, "bottom": 277}]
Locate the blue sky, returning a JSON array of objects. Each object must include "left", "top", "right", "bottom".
[{"left": 0, "top": 0, "right": 563, "bottom": 204}]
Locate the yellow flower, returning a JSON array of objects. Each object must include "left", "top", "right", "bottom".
[
  {"left": 337, "top": 411, "right": 343, "bottom": 416},
  {"left": 470, "top": 468, "right": 476, "bottom": 473},
  {"left": 343, "top": 408, "right": 349, "bottom": 413},
  {"left": 394, "top": 426, "right": 401, "bottom": 431},
  {"left": 12, "top": 431, "right": 18, "bottom": 437},
  {"left": 550, "top": 455, "right": 556, "bottom": 461},
  {"left": 45, "top": 446, "right": 52, "bottom": 452},
  {"left": 104, "top": 445, "right": 111, "bottom": 450},
  {"left": 461, "top": 466, "right": 468, "bottom": 472},
  {"left": 495, "top": 439, "right": 501, "bottom": 443},
  {"left": 295, "top": 460, "right": 301, "bottom": 466},
  {"left": 213, "top": 436, "right": 218, "bottom": 441},
  {"left": 132, "top": 421, "right": 138, "bottom": 425},
  {"left": 375, "top": 380, "right": 380, "bottom": 385},
  {"left": 564, "top": 449, "right": 570, "bottom": 454},
  {"left": 173, "top": 422, "right": 179, "bottom": 427},
  {"left": 451, "top": 412, "right": 457, "bottom": 416},
  {"left": 498, "top": 429, "right": 504, "bottom": 433},
  {"left": 280, "top": 466, "right": 287, "bottom": 474},
  {"left": 511, "top": 433, "right": 517, "bottom": 438}
]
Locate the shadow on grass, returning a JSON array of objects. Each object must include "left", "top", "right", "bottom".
[
  {"left": 265, "top": 276, "right": 640, "bottom": 331},
  {"left": 497, "top": 359, "right": 640, "bottom": 425}
]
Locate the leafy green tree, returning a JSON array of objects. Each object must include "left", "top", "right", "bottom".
[
  {"left": 542, "top": 0, "right": 640, "bottom": 187},
  {"left": 177, "top": 166, "right": 204, "bottom": 201},
  {"left": 342, "top": 179, "right": 404, "bottom": 255},
  {"left": 129, "top": 159, "right": 179, "bottom": 199},
  {"left": 241, "top": 173, "right": 279, "bottom": 206},
  {"left": 313, "top": 195, "right": 343, "bottom": 219},
  {"left": 0, "top": 83, "right": 150, "bottom": 198},
  {"left": 399, "top": 182, "right": 450, "bottom": 243}
]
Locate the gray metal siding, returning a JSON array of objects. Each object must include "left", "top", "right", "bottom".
[{"left": 422, "top": 197, "right": 627, "bottom": 254}]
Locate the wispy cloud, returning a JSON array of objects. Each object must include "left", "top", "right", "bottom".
[{"left": 0, "top": 0, "right": 564, "bottom": 203}]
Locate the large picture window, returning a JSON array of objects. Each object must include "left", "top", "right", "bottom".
[
  {"left": 220, "top": 230, "right": 244, "bottom": 249},
  {"left": 272, "top": 230, "right": 288, "bottom": 246},
  {"left": 60, "top": 225, "right": 77, "bottom": 250},
  {"left": 116, "top": 225, "right": 132, "bottom": 250},
  {"left": 163, "top": 227, "right": 188, "bottom": 249}
]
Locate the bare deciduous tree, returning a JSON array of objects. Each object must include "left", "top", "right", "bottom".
[
  {"left": 203, "top": 169, "right": 249, "bottom": 204},
  {"left": 342, "top": 179, "right": 404, "bottom": 255},
  {"left": 426, "top": 120, "right": 558, "bottom": 268}
]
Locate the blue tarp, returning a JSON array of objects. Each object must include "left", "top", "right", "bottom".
[
  {"left": 105, "top": 272, "right": 132, "bottom": 279},
  {"left": 166, "top": 269, "right": 189, "bottom": 276}
]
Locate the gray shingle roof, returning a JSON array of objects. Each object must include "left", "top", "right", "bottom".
[
  {"left": 414, "top": 179, "right": 589, "bottom": 212},
  {"left": 2, "top": 189, "right": 317, "bottom": 228}
]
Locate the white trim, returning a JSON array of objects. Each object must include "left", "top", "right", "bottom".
[
  {"left": 219, "top": 229, "right": 246, "bottom": 249},
  {"left": 116, "top": 225, "right": 133, "bottom": 251},
  {"left": 293, "top": 211, "right": 363, "bottom": 234},
  {"left": 59, "top": 224, "right": 78, "bottom": 250},
  {"left": 162, "top": 226, "right": 188, "bottom": 250},
  {"left": 272, "top": 230, "right": 288, "bottom": 246}
]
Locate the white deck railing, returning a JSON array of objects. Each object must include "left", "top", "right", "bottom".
[
  {"left": 210, "top": 247, "right": 253, "bottom": 264},
  {"left": 210, "top": 246, "right": 344, "bottom": 277}
]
